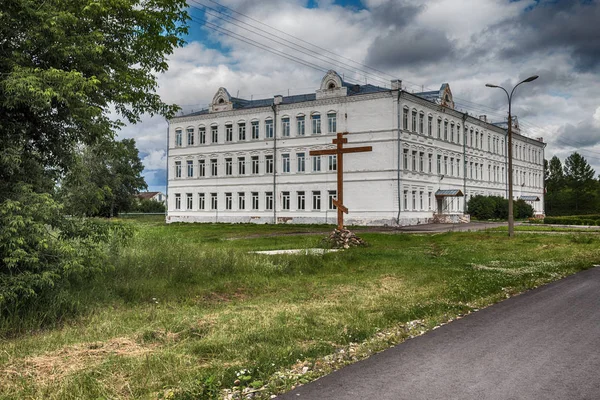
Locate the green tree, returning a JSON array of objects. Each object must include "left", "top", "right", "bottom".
[
  {"left": 1, "top": 0, "right": 188, "bottom": 325},
  {"left": 60, "top": 139, "right": 147, "bottom": 217},
  {"left": 563, "top": 152, "right": 597, "bottom": 212}
]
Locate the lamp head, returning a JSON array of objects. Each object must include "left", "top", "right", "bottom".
[
  {"left": 522, "top": 75, "right": 539, "bottom": 83},
  {"left": 485, "top": 83, "right": 499, "bottom": 88}
]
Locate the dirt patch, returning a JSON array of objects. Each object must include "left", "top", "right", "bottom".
[{"left": 2, "top": 337, "right": 154, "bottom": 385}]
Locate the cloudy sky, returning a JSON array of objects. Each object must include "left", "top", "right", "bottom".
[{"left": 119, "top": 0, "right": 600, "bottom": 193}]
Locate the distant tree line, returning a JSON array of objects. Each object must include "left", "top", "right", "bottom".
[{"left": 545, "top": 152, "right": 599, "bottom": 216}]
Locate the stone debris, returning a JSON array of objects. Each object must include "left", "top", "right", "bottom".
[{"left": 323, "top": 228, "right": 367, "bottom": 249}]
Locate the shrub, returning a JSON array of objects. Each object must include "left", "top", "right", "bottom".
[{"left": 467, "top": 195, "right": 533, "bottom": 220}]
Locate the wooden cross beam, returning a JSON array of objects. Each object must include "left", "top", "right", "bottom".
[{"left": 310, "top": 132, "right": 372, "bottom": 230}]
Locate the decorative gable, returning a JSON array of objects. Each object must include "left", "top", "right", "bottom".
[
  {"left": 209, "top": 87, "right": 234, "bottom": 113},
  {"left": 440, "top": 83, "right": 454, "bottom": 109},
  {"left": 316, "top": 70, "right": 348, "bottom": 100}
]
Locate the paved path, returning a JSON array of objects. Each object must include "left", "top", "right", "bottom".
[{"left": 277, "top": 267, "right": 600, "bottom": 400}]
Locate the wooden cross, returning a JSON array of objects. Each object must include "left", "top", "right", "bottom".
[{"left": 310, "top": 132, "right": 372, "bottom": 230}]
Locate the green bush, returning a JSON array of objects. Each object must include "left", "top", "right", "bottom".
[
  {"left": 0, "top": 185, "right": 134, "bottom": 333},
  {"left": 130, "top": 198, "right": 166, "bottom": 213},
  {"left": 544, "top": 215, "right": 600, "bottom": 225},
  {"left": 467, "top": 195, "right": 533, "bottom": 220}
]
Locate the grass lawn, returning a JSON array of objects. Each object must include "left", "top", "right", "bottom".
[
  {"left": 488, "top": 225, "right": 600, "bottom": 233},
  {"left": 1, "top": 219, "right": 599, "bottom": 399}
]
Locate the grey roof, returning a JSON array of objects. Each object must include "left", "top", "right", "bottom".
[
  {"left": 178, "top": 82, "right": 389, "bottom": 118},
  {"left": 520, "top": 196, "right": 540, "bottom": 201},
  {"left": 435, "top": 189, "right": 464, "bottom": 197}
]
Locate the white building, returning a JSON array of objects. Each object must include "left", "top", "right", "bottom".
[{"left": 166, "top": 70, "right": 545, "bottom": 226}]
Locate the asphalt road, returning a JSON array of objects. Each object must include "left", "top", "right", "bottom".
[{"left": 277, "top": 267, "right": 600, "bottom": 400}]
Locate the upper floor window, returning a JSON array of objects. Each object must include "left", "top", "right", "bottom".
[
  {"left": 187, "top": 128, "right": 194, "bottom": 146},
  {"left": 198, "top": 160, "right": 205, "bottom": 177},
  {"left": 238, "top": 157, "right": 246, "bottom": 175},
  {"left": 419, "top": 113, "right": 424, "bottom": 134},
  {"left": 412, "top": 110, "right": 417, "bottom": 132},
  {"left": 265, "top": 155, "right": 273, "bottom": 174},
  {"left": 238, "top": 123, "right": 246, "bottom": 141},
  {"left": 187, "top": 160, "right": 194, "bottom": 177},
  {"left": 211, "top": 125, "right": 218, "bottom": 143},
  {"left": 297, "top": 152, "right": 305, "bottom": 172},
  {"left": 437, "top": 119, "right": 442, "bottom": 139},
  {"left": 251, "top": 121, "right": 260, "bottom": 140},
  {"left": 444, "top": 121, "right": 448, "bottom": 141},
  {"left": 403, "top": 108, "right": 409, "bottom": 130},
  {"left": 428, "top": 116, "right": 433, "bottom": 136},
  {"left": 265, "top": 118, "right": 273, "bottom": 139},
  {"left": 199, "top": 126, "right": 206, "bottom": 144},
  {"left": 282, "top": 153, "right": 290, "bottom": 173},
  {"left": 327, "top": 113, "right": 336, "bottom": 133},
  {"left": 251, "top": 156, "right": 259, "bottom": 174},
  {"left": 175, "top": 161, "right": 182, "bottom": 178},
  {"left": 312, "top": 114, "right": 321, "bottom": 134},
  {"left": 297, "top": 115, "right": 305, "bottom": 136},
  {"left": 225, "top": 124, "right": 233, "bottom": 142},
  {"left": 312, "top": 155, "right": 321, "bottom": 172},
  {"left": 282, "top": 117, "right": 290, "bottom": 137},
  {"left": 210, "top": 159, "right": 217, "bottom": 176},
  {"left": 225, "top": 158, "right": 232, "bottom": 176},
  {"left": 328, "top": 154, "right": 337, "bottom": 171},
  {"left": 450, "top": 123, "right": 455, "bottom": 142},
  {"left": 175, "top": 129, "right": 182, "bottom": 147}
]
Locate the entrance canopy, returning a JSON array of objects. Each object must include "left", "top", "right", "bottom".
[
  {"left": 520, "top": 196, "right": 540, "bottom": 201},
  {"left": 435, "top": 189, "right": 464, "bottom": 197}
]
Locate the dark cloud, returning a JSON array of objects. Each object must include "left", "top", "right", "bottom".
[
  {"left": 554, "top": 119, "right": 600, "bottom": 148},
  {"left": 369, "top": 1, "right": 424, "bottom": 28},
  {"left": 365, "top": 27, "right": 454, "bottom": 68},
  {"left": 492, "top": 0, "right": 600, "bottom": 72}
]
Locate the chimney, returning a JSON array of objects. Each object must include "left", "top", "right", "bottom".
[
  {"left": 391, "top": 79, "right": 402, "bottom": 90},
  {"left": 537, "top": 137, "right": 544, "bottom": 142},
  {"left": 274, "top": 95, "right": 283, "bottom": 105},
  {"left": 479, "top": 115, "right": 487, "bottom": 122}
]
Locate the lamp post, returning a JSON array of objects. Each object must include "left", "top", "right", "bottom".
[{"left": 486, "top": 75, "right": 538, "bottom": 237}]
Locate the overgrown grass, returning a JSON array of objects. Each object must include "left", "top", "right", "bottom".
[
  {"left": 487, "top": 225, "right": 600, "bottom": 232},
  {"left": 1, "top": 221, "right": 599, "bottom": 399}
]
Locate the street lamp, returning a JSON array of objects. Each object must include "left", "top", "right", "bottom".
[{"left": 486, "top": 75, "right": 538, "bottom": 237}]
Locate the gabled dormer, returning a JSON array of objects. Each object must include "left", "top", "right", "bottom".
[
  {"left": 316, "top": 70, "right": 348, "bottom": 100},
  {"left": 209, "top": 87, "right": 234, "bottom": 113}
]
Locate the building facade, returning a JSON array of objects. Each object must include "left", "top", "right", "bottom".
[{"left": 166, "top": 70, "right": 545, "bottom": 226}]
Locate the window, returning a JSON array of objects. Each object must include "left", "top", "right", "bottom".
[
  {"left": 444, "top": 121, "right": 448, "bottom": 140},
  {"left": 211, "top": 125, "right": 218, "bottom": 143},
  {"left": 412, "top": 150, "right": 417, "bottom": 171},
  {"left": 312, "top": 155, "right": 321, "bottom": 172},
  {"left": 328, "top": 190, "right": 337, "bottom": 210},
  {"left": 282, "top": 117, "right": 290, "bottom": 137},
  {"left": 412, "top": 191, "right": 416, "bottom": 210},
  {"left": 198, "top": 160, "right": 205, "bottom": 177},
  {"left": 403, "top": 108, "right": 409, "bottom": 130},
  {"left": 211, "top": 193, "right": 217, "bottom": 210},
  {"left": 175, "top": 161, "right": 182, "bottom": 178},
  {"left": 428, "top": 116, "right": 433, "bottom": 136},
  {"left": 488, "top": 135, "right": 491, "bottom": 151},
  {"left": 428, "top": 154, "right": 432, "bottom": 173},
  {"left": 282, "top": 191, "right": 290, "bottom": 210},
  {"left": 238, "top": 123, "right": 246, "bottom": 141},
  {"left": 470, "top": 129, "right": 473, "bottom": 147},
  {"left": 238, "top": 157, "right": 246, "bottom": 175},
  {"left": 297, "top": 191, "right": 306, "bottom": 210},
  {"left": 282, "top": 154, "right": 290, "bottom": 173},
  {"left": 226, "top": 124, "right": 233, "bottom": 142},
  {"left": 428, "top": 192, "right": 432, "bottom": 210},
  {"left": 312, "top": 114, "right": 321, "bottom": 134},
  {"left": 210, "top": 159, "right": 217, "bottom": 176},
  {"left": 175, "top": 129, "right": 182, "bottom": 147},
  {"left": 265, "top": 192, "right": 273, "bottom": 210},
  {"left": 419, "top": 191, "right": 423, "bottom": 210},
  {"left": 403, "top": 149, "right": 409, "bottom": 170},
  {"left": 187, "top": 128, "right": 194, "bottom": 146},
  {"left": 199, "top": 127, "right": 206, "bottom": 144},
  {"left": 327, "top": 113, "right": 336, "bottom": 133},
  {"left": 444, "top": 156, "right": 448, "bottom": 175},
  {"left": 312, "top": 191, "right": 321, "bottom": 210},
  {"left": 457, "top": 158, "right": 461, "bottom": 177},
  {"left": 251, "top": 192, "right": 259, "bottom": 210},
  {"left": 297, "top": 152, "right": 305, "bottom": 172},
  {"left": 480, "top": 132, "right": 484, "bottom": 149},
  {"left": 175, "top": 193, "right": 181, "bottom": 210},
  {"left": 412, "top": 110, "right": 417, "bottom": 132},
  {"left": 456, "top": 124, "right": 460, "bottom": 144},
  {"left": 450, "top": 123, "right": 454, "bottom": 142},
  {"left": 419, "top": 152, "right": 424, "bottom": 172},
  {"left": 470, "top": 162, "right": 473, "bottom": 179},
  {"left": 265, "top": 155, "right": 273, "bottom": 174},
  {"left": 187, "top": 160, "right": 194, "bottom": 177},
  {"left": 225, "top": 158, "right": 232, "bottom": 176},
  {"left": 238, "top": 192, "right": 245, "bottom": 210},
  {"left": 225, "top": 193, "right": 232, "bottom": 210},
  {"left": 265, "top": 119, "right": 273, "bottom": 139},
  {"left": 450, "top": 157, "right": 454, "bottom": 176},
  {"left": 251, "top": 156, "right": 259, "bottom": 174},
  {"left": 251, "top": 121, "right": 260, "bottom": 140},
  {"left": 198, "top": 193, "right": 205, "bottom": 210},
  {"left": 437, "top": 155, "right": 441, "bottom": 174},
  {"left": 475, "top": 131, "right": 479, "bottom": 148},
  {"left": 419, "top": 113, "right": 424, "bottom": 134},
  {"left": 437, "top": 119, "right": 442, "bottom": 138},
  {"left": 403, "top": 190, "right": 408, "bottom": 210},
  {"left": 297, "top": 116, "right": 305, "bottom": 136},
  {"left": 328, "top": 155, "right": 337, "bottom": 171}
]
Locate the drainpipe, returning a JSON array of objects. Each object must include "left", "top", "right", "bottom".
[
  {"left": 462, "top": 114, "right": 467, "bottom": 213},
  {"left": 272, "top": 95, "right": 282, "bottom": 224},
  {"left": 393, "top": 81, "right": 402, "bottom": 225},
  {"left": 165, "top": 119, "right": 170, "bottom": 222}
]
